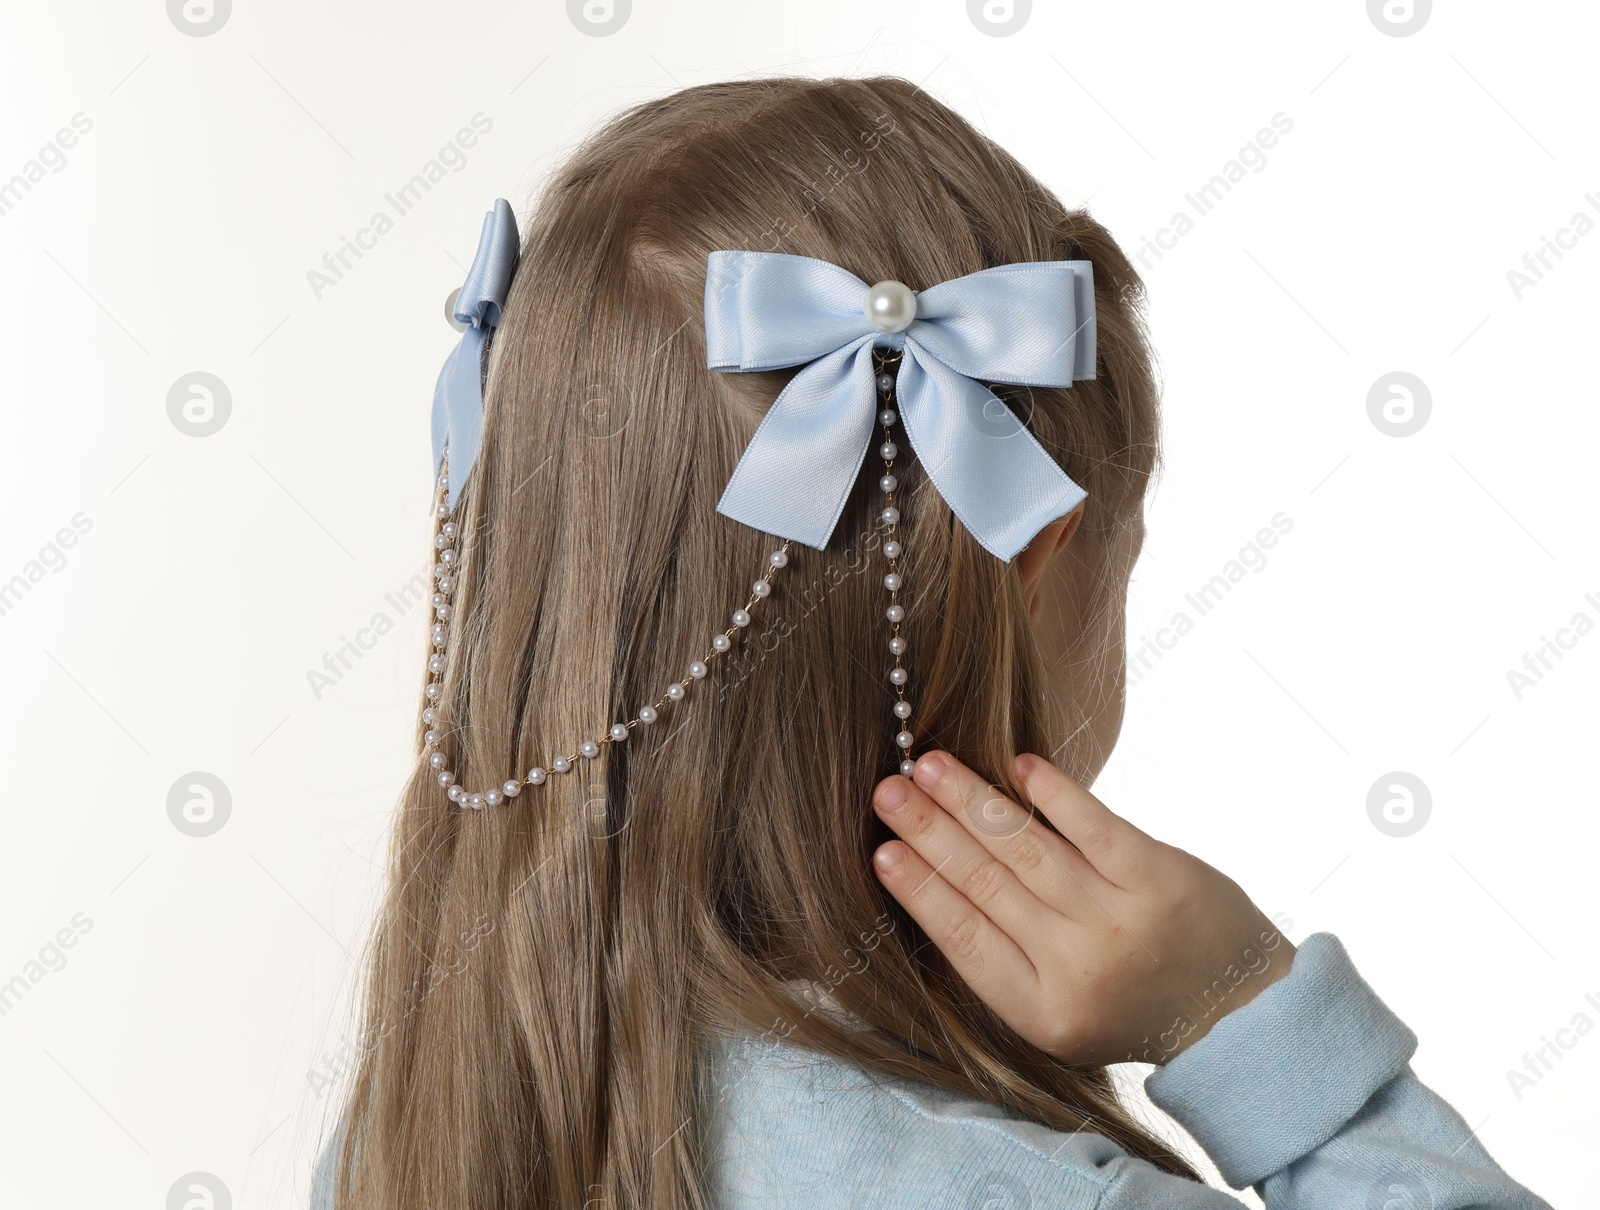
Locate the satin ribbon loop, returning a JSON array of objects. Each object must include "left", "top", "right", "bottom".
[
  {"left": 705, "top": 250, "right": 1096, "bottom": 561},
  {"left": 431, "top": 198, "right": 520, "bottom": 509}
]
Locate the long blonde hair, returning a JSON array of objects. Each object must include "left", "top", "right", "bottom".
[{"left": 328, "top": 75, "right": 1188, "bottom": 1207}]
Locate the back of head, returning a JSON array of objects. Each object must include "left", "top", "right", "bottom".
[{"left": 332, "top": 76, "right": 1182, "bottom": 1208}]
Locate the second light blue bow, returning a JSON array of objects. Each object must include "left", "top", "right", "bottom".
[
  {"left": 432, "top": 198, "right": 520, "bottom": 510},
  {"left": 705, "top": 251, "right": 1096, "bottom": 562}
]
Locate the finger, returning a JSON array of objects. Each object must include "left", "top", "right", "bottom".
[
  {"left": 1013, "top": 753, "right": 1153, "bottom": 886},
  {"left": 872, "top": 775, "right": 1059, "bottom": 943},
  {"left": 871, "top": 839, "right": 1038, "bottom": 1014},
  {"left": 907, "top": 754, "right": 1113, "bottom": 919}
]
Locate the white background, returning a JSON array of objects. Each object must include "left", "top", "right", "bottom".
[{"left": 1, "top": 2, "right": 1594, "bottom": 1206}]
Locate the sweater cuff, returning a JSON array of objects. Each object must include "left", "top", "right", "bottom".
[{"left": 1143, "top": 932, "right": 1417, "bottom": 1189}]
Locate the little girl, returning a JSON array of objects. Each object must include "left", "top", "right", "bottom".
[{"left": 314, "top": 76, "right": 1552, "bottom": 1208}]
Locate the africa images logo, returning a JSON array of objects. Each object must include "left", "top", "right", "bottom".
[
  {"left": 568, "top": 0, "right": 632, "bottom": 37},
  {"left": 1367, "top": 0, "right": 1431, "bottom": 37},
  {"left": 967, "top": 0, "right": 1031, "bottom": 37},
  {"left": 167, "top": 0, "right": 231, "bottom": 37}
]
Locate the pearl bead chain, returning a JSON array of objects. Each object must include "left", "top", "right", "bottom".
[
  {"left": 420, "top": 457, "right": 792, "bottom": 809},
  {"left": 875, "top": 353, "right": 917, "bottom": 778}
]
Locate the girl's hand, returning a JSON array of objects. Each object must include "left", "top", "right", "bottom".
[{"left": 870, "top": 751, "right": 1294, "bottom": 1067}]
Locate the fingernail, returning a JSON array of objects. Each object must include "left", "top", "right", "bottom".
[
  {"left": 1014, "top": 753, "right": 1035, "bottom": 780},
  {"left": 873, "top": 844, "right": 903, "bottom": 873},
  {"left": 913, "top": 752, "right": 947, "bottom": 789},
  {"left": 874, "top": 777, "right": 909, "bottom": 812}
]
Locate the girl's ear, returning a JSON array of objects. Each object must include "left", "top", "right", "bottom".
[{"left": 1015, "top": 503, "right": 1085, "bottom": 615}]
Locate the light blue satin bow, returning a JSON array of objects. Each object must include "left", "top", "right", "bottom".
[
  {"left": 432, "top": 199, "right": 520, "bottom": 510},
  {"left": 705, "top": 251, "right": 1095, "bottom": 562}
]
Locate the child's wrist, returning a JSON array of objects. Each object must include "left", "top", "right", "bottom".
[{"left": 1157, "top": 937, "right": 1298, "bottom": 1064}]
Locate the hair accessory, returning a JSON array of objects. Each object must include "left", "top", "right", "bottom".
[
  {"left": 416, "top": 206, "right": 1093, "bottom": 810},
  {"left": 421, "top": 454, "right": 795, "bottom": 809},
  {"left": 704, "top": 250, "right": 1096, "bottom": 563},
  {"left": 420, "top": 204, "right": 804, "bottom": 809},
  {"left": 431, "top": 198, "right": 519, "bottom": 511}
]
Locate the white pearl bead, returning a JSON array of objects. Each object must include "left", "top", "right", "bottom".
[
  {"left": 879, "top": 442, "right": 898, "bottom": 460},
  {"left": 864, "top": 280, "right": 917, "bottom": 334},
  {"left": 878, "top": 409, "right": 897, "bottom": 427},
  {"left": 880, "top": 474, "right": 897, "bottom": 493},
  {"left": 528, "top": 767, "right": 547, "bottom": 785},
  {"left": 667, "top": 682, "right": 686, "bottom": 701},
  {"left": 881, "top": 507, "right": 900, "bottom": 526},
  {"left": 441, "top": 522, "right": 459, "bottom": 540},
  {"left": 502, "top": 780, "right": 522, "bottom": 797},
  {"left": 429, "top": 752, "right": 446, "bottom": 770},
  {"left": 883, "top": 573, "right": 902, "bottom": 591},
  {"left": 434, "top": 534, "right": 450, "bottom": 550},
  {"left": 751, "top": 579, "right": 771, "bottom": 598},
  {"left": 424, "top": 729, "right": 440, "bottom": 746},
  {"left": 484, "top": 789, "right": 503, "bottom": 807},
  {"left": 579, "top": 740, "right": 600, "bottom": 758},
  {"left": 467, "top": 792, "right": 486, "bottom": 810},
  {"left": 437, "top": 575, "right": 454, "bottom": 594},
  {"left": 610, "top": 723, "right": 629, "bottom": 742},
  {"left": 441, "top": 549, "right": 457, "bottom": 566},
  {"left": 551, "top": 756, "right": 571, "bottom": 773},
  {"left": 433, "top": 562, "right": 447, "bottom": 579},
  {"left": 883, "top": 540, "right": 902, "bottom": 559},
  {"left": 638, "top": 705, "right": 658, "bottom": 724},
  {"left": 894, "top": 701, "right": 912, "bottom": 719},
  {"left": 889, "top": 636, "right": 907, "bottom": 655},
  {"left": 437, "top": 770, "right": 455, "bottom": 787},
  {"left": 769, "top": 549, "right": 788, "bottom": 568},
  {"left": 886, "top": 605, "right": 905, "bottom": 622},
  {"left": 448, "top": 784, "right": 466, "bottom": 802},
  {"left": 429, "top": 655, "right": 445, "bottom": 674},
  {"left": 424, "top": 682, "right": 443, "bottom": 700},
  {"left": 712, "top": 633, "right": 732, "bottom": 652},
  {"left": 435, "top": 503, "right": 450, "bottom": 519},
  {"left": 431, "top": 625, "right": 447, "bottom": 648},
  {"left": 876, "top": 372, "right": 895, "bottom": 394},
  {"left": 688, "top": 661, "right": 708, "bottom": 679},
  {"left": 890, "top": 668, "right": 909, "bottom": 686},
  {"left": 900, "top": 759, "right": 915, "bottom": 777},
  {"left": 896, "top": 730, "right": 914, "bottom": 749},
  {"left": 422, "top": 706, "right": 437, "bottom": 724},
  {"left": 731, "top": 609, "right": 751, "bottom": 628},
  {"left": 435, "top": 604, "right": 452, "bottom": 621}
]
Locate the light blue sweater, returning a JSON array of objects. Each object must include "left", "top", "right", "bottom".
[{"left": 313, "top": 933, "right": 1552, "bottom": 1207}]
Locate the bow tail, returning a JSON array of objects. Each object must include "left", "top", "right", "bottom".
[
  {"left": 896, "top": 344, "right": 1087, "bottom": 562},
  {"left": 715, "top": 337, "right": 880, "bottom": 548},
  {"left": 431, "top": 324, "right": 490, "bottom": 510}
]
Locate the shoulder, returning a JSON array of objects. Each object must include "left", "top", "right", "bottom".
[{"left": 698, "top": 1029, "right": 1186, "bottom": 1210}]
